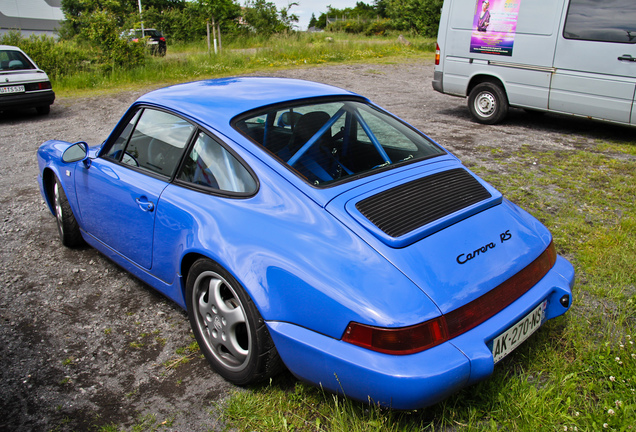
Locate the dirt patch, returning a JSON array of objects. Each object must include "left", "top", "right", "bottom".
[{"left": 0, "top": 59, "right": 633, "bottom": 431}]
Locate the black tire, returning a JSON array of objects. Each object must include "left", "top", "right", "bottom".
[
  {"left": 186, "top": 259, "right": 283, "bottom": 385},
  {"left": 53, "top": 177, "right": 84, "bottom": 247},
  {"left": 36, "top": 105, "right": 51, "bottom": 115},
  {"left": 468, "top": 82, "right": 509, "bottom": 125}
]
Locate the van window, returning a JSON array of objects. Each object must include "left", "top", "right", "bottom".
[{"left": 563, "top": 0, "right": 636, "bottom": 43}]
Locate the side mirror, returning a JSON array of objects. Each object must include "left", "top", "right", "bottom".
[{"left": 62, "top": 141, "right": 88, "bottom": 163}]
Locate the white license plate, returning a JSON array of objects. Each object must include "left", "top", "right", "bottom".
[
  {"left": 491, "top": 300, "right": 546, "bottom": 363},
  {"left": 0, "top": 85, "right": 25, "bottom": 94}
]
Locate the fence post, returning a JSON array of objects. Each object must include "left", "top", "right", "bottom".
[
  {"left": 217, "top": 23, "right": 222, "bottom": 52},
  {"left": 212, "top": 16, "right": 218, "bottom": 54},
  {"left": 207, "top": 20, "right": 211, "bottom": 54}
]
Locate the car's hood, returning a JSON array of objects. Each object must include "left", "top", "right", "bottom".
[{"left": 326, "top": 162, "right": 552, "bottom": 313}]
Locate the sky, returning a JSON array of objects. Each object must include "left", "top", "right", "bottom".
[{"left": 268, "top": 0, "right": 361, "bottom": 31}]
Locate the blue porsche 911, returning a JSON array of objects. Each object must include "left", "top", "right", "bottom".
[{"left": 37, "top": 77, "right": 574, "bottom": 409}]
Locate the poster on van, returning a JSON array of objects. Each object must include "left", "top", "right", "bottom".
[{"left": 470, "top": 0, "right": 520, "bottom": 56}]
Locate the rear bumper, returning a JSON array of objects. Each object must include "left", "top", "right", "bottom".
[
  {"left": 432, "top": 70, "right": 443, "bottom": 93},
  {"left": 267, "top": 255, "right": 574, "bottom": 409},
  {"left": 0, "top": 89, "right": 55, "bottom": 110}
]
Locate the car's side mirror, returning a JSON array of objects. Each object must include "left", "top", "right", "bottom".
[{"left": 62, "top": 141, "right": 88, "bottom": 163}]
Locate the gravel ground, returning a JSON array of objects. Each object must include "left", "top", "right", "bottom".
[{"left": 1, "top": 59, "right": 634, "bottom": 431}]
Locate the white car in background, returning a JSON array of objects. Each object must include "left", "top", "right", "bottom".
[{"left": 0, "top": 45, "right": 55, "bottom": 115}]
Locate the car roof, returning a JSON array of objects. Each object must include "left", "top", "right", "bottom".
[
  {"left": 0, "top": 45, "right": 24, "bottom": 52},
  {"left": 135, "top": 77, "right": 360, "bottom": 125}
]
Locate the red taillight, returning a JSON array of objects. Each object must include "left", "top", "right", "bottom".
[
  {"left": 160, "top": 37, "right": 166, "bottom": 42},
  {"left": 445, "top": 241, "right": 556, "bottom": 339},
  {"left": 343, "top": 317, "right": 448, "bottom": 355},
  {"left": 38, "top": 81, "right": 52, "bottom": 90},
  {"left": 132, "top": 38, "right": 139, "bottom": 42},
  {"left": 342, "top": 241, "right": 557, "bottom": 355},
  {"left": 435, "top": 43, "right": 440, "bottom": 65}
]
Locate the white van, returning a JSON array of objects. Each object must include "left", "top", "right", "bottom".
[{"left": 433, "top": 0, "right": 636, "bottom": 126}]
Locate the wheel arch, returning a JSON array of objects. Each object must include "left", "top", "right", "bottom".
[
  {"left": 179, "top": 252, "right": 252, "bottom": 312},
  {"left": 41, "top": 167, "right": 58, "bottom": 215},
  {"left": 467, "top": 74, "right": 508, "bottom": 102},
  {"left": 180, "top": 252, "right": 205, "bottom": 308}
]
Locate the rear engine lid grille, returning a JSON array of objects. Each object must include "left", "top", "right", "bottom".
[{"left": 355, "top": 168, "right": 493, "bottom": 238}]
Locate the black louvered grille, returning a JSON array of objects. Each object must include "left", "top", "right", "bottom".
[{"left": 356, "top": 168, "right": 492, "bottom": 238}]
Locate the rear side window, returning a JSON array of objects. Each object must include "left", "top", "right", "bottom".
[
  {"left": 178, "top": 132, "right": 257, "bottom": 194},
  {"left": 564, "top": 0, "right": 636, "bottom": 43}
]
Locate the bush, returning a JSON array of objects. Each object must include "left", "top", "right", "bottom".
[
  {"left": 0, "top": 31, "right": 94, "bottom": 78},
  {"left": 365, "top": 19, "right": 395, "bottom": 36}
]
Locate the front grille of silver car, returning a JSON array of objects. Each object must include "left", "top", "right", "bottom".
[{"left": 356, "top": 168, "right": 492, "bottom": 238}]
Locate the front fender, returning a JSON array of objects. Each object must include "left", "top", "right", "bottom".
[{"left": 37, "top": 140, "right": 82, "bottom": 219}]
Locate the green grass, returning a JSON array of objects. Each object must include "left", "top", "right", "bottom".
[
  {"left": 220, "top": 140, "right": 636, "bottom": 431},
  {"left": 52, "top": 32, "right": 434, "bottom": 97}
]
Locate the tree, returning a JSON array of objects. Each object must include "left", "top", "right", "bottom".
[
  {"left": 196, "top": 0, "right": 242, "bottom": 25},
  {"left": 308, "top": 13, "right": 318, "bottom": 29},
  {"left": 383, "top": 0, "right": 443, "bottom": 37},
  {"left": 315, "top": 1, "right": 379, "bottom": 29},
  {"left": 60, "top": 0, "right": 133, "bottom": 38},
  {"left": 243, "top": 0, "right": 298, "bottom": 35}
]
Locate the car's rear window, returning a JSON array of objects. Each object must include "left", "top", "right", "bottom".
[
  {"left": 0, "top": 50, "right": 36, "bottom": 71},
  {"left": 234, "top": 99, "right": 445, "bottom": 187}
]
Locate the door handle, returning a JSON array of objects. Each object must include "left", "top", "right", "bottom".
[
  {"left": 135, "top": 197, "right": 155, "bottom": 212},
  {"left": 618, "top": 54, "right": 636, "bottom": 62}
]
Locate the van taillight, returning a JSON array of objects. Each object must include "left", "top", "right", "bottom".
[{"left": 435, "top": 43, "right": 440, "bottom": 65}]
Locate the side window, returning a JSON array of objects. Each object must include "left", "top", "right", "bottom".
[
  {"left": 564, "top": 0, "right": 636, "bottom": 43},
  {"left": 105, "top": 108, "right": 195, "bottom": 177},
  {"left": 103, "top": 110, "right": 141, "bottom": 162},
  {"left": 178, "top": 132, "right": 257, "bottom": 194}
]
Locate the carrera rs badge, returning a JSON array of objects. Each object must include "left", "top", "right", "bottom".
[{"left": 456, "top": 230, "right": 512, "bottom": 264}]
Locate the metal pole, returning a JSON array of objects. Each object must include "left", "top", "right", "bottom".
[{"left": 137, "top": 0, "right": 144, "bottom": 36}]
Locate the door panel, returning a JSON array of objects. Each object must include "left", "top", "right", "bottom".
[
  {"left": 75, "top": 158, "right": 168, "bottom": 269},
  {"left": 549, "top": 0, "right": 636, "bottom": 123}
]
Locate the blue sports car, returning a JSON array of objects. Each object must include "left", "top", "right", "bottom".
[{"left": 37, "top": 77, "right": 574, "bottom": 409}]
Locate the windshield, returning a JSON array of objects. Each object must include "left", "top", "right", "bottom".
[
  {"left": 0, "top": 50, "right": 36, "bottom": 72},
  {"left": 234, "top": 99, "right": 445, "bottom": 186}
]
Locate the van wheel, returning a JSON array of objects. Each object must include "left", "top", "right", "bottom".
[{"left": 468, "top": 83, "right": 508, "bottom": 124}]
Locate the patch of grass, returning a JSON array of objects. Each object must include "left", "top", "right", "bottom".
[
  {"left": 221, "top": 139, "right": 636, "bottom": 431},
  {"left": 53, "top": 33, "right": 434, "bottom": 97},
  {"left": 164, "top": 340, "right": 201, "bottom": 369}
]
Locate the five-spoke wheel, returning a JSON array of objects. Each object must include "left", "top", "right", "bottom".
[
  {"left": 52, "top": 176, "right": 84, "bottom": 247},
  {"left": 186, "top": 259, "right": 283, "bottom": 385}
]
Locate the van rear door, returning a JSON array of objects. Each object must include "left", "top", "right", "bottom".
[{"left": 549, "top": 0, "right": 636, "bottom": 124}]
